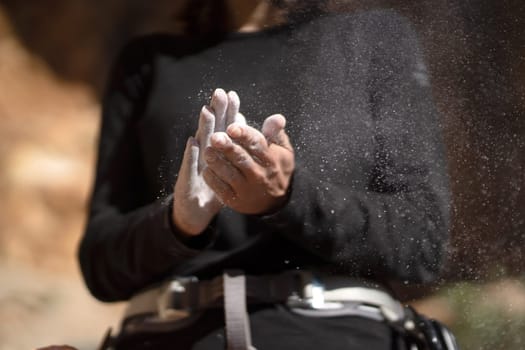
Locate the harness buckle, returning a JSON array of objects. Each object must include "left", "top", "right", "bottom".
[
  {"left": 286, "top": 272, "right": 344, "bottom": 310},
  {"left": 157, "top": 276, "right": 199, "bottom": 320}
]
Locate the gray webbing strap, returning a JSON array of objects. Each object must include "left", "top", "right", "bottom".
[{"left": 223, "top": 270, "right": 257, "bottom": 350}]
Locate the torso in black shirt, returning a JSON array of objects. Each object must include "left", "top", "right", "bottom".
[{"left": 80, "top": 10, "right": 450, "bottom": 302}]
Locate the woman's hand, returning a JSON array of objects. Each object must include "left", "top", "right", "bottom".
[
  {"left": 203, "top": 114, "right": 295, "bottom": 215},
  {"left": 173, "top": 89, "right": 246, "bottom": 236}
]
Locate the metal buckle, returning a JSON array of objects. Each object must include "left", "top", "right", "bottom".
[
  {"left": 286, "top": 272, "right": 344, "bottom": 310},
  {"left": 157, "top": 276, "right": 199, "bottom": 320}
]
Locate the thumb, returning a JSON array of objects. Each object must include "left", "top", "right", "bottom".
[
  {"left": 178, "top": 137, "right": 200, "bottom": 188},
  {"left": 262, "top": 114, "right": 291, "bottom": 149},
  {"left": 262, "top": 114, "right": 285, "bottom": 140}
]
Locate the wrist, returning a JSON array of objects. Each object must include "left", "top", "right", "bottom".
[
  {"left": 171, "top": 195, "right": 221, "bottom": 237},
  {"left": 172, "top": 208, "right": 206, "bottom": 237},
  {"left": 166, "top": 201, "right": 217, "bottom": 250}
]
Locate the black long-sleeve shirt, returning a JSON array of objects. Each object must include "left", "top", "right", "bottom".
[{"left": 79, "top": 10, "right": 450, "bottom": 302}]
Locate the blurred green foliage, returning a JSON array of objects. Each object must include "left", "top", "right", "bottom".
[{"left": 443, "top": 279, "right": 525, "bottom": 350}]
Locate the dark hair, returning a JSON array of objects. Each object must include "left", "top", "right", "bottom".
[
  {"left": 177, "top": 0, "right": 229, "bottom": 38},
  {"left": 176, "top": 0, "right": 328, "bottom": 38},
  {"left": 270, "top": 0, "right": 328, "bottom": 14},
  {"left": 285, "top": 1, "right": 328, "bottom": 24}
]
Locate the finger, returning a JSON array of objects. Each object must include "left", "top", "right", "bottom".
[
  {"left": 262, "top": 114, "right": 286, "bottom": 142},
  {"left": 202, "top": 166, "right": 236, "bottom": 202},
  {"left": 196, "top": 106, "right": 215, "bottom": 148},
  {"left": 262, "top": 114, "right": 293, "bottom": 152},
  {"left": 234, "top": 112, "right": 247, "bottom": 125},
  {"left": 205, "top": 147, "right": 246, "bottom": 184},
  {"left": 273, "top": 130, "right": 293, "bottom": 152},
  {"left": 210, "top": 88, "right": 228, "bottom": 132},
  {"left": 225, "top": 91, "right": 240, "bottom": 126},
  {"left": 225, "top": 123, "right": 272, "bottom": 164},
  {"left": 178, "top": 137, "right": 200, "bottom": 186},
  {"left": 210, "top": 132, "right": 263, "bottom": 177}
]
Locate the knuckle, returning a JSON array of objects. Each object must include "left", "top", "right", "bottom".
[
  {"left": 266, "top": 166, "right": 279, "bottom": 180},
  {"left": 225, "top": 142, "right": 236, "bottom": 153},
  {"left": 232, "top": 149, "right": 249, "bottom": 165},
  {"left": 236, "top": 154, "right": 248, "bottom": 164},
  {"left": 248, "top": 140, "right": 261, "bottom": 153},
  {"left": 252, "top": 169, "right": 267, "bottom": 184}
]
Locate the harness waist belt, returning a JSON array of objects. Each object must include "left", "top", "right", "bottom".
[
  {"left": 123, "top": 271, "right": 405, "bottom": 326},
  {"left": 115, "top": 271, "right": 459, "bottom": 350}
]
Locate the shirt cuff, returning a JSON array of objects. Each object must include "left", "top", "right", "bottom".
[{"left": 160, "top": 194, "right": 217, "bottom": 253}]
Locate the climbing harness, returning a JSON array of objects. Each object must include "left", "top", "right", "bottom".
[{"left": 99, "top": 270, "right": 459, "bottom": 350}]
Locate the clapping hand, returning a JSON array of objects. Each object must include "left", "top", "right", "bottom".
[
  {"left": 203, "top": 113, "right": 295, "bottom": 215},
  {"left": 173, "top": 89, "right": 246, "bottom": 236}
]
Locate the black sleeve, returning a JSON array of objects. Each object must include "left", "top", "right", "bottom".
[
  {"left": 78, "top": 37, "right": 214, "bottom": 302},
  {"left": 262, "top": 12, "right": 451, "bottom": 283}
]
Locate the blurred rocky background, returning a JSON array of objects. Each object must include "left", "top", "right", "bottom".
[{"left": 0, "top": 0, "right": 523, "bottom": 349}]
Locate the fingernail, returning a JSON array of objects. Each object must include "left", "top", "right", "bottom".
[
  {"left": 228, "top": 125, "right": 242, "bottom": 138},
  {"left": 228, "top": 90, "right": 239, "bottom": 102},
  {"left": 213, "top": 88, "right": 225, "bottom": 100}
]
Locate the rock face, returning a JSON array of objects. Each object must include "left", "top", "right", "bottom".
[
  {"left": 0, "top": 6, "right": 124, "bottom": 350},
  {"left": 0, "top": 0, "right": 186, "bottom": 94},
  {"left": 0, "top": 6, "right": 98, "bottom": 274}
]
